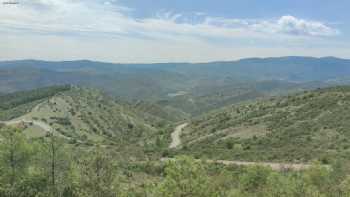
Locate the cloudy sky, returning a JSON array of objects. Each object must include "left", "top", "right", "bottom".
[{"left": 1, "top": 0, "right": 349, "bottom": 63}]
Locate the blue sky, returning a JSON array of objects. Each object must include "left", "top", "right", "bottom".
[
  {"left": 0, "top": 0, "right": 349, "bottom": 63},
  {"left": 121, "top": 0, "right": 348, "bottom": 21}
]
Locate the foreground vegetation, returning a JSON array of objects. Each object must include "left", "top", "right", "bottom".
[{"left": 1, "top": 126, "right": 350, "bottom": 197}]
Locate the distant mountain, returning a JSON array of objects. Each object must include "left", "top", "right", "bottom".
[
  {"left": 0, "top": 60, "right": 190, "bottom": 99},
  {"left": 1, "top": 57, "right": 350, "bottom": 115}
]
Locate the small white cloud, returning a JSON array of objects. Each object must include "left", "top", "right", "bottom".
[
  {"left": 276, "top": 15, "right": 339, "bottom": 36},
  {"left": 211, "top": 15, "right": 339, "bottom": 37}
]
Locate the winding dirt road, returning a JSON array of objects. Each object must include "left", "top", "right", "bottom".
[
  {"left": 167, "top": 123, "right": 324, "bottom": 171},
  {"left": 169, "top": 123, "right": 188, "bottom": 148},
  {"left": 161, "top": 157, "right": 325, "bottom": 171}
]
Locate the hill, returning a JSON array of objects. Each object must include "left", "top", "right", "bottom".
[
  {"left": 2, "top": 86, "right": 350, "bottom": 196},
  {"left": 1, "top": 57, "right": 350, "bottom": 115},
  {"left": 127, "top": 100, "right": 190, "bottom": 124},
  {"left": 0, "top": 86, "right": 173, "bottom": 159},
  {"left": 0, "top": 85, "right": 72, "bottom": 121},
  {"left": 177, "top": 86, "right": 350, "bottom": 163}
]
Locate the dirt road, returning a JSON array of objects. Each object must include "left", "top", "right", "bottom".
[
  {"left": 161, "top": 158, "right": 324, "bottom": 171},
  {"left": 166, "top": 123, "right": 323, "bottom": 171},
  {"left": 169, "top": 123, "right": 188, "bottom": 148},
  {"left": 0, "top": 119, "right": 53, "bottom": 132}
]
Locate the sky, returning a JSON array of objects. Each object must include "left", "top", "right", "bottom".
[{"left": 1, "top": 0, "right": 349, "bottom": 63}]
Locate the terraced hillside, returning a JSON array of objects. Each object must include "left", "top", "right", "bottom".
[
  {"left": 0, "top": 85, "right": 71, "bottom": 121},
  {"left": 178, "top": 86, "right": 350, "bottom": 163},
  {"left": 128, "top": 100, "right": 190, "bottom": 124},
  {"left": 0, "top": 86, "right": 174, "bottom": 159}
]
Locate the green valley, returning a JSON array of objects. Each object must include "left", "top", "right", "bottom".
[{"left": 1, "top": 58, "right": 350, "bottom": 196}]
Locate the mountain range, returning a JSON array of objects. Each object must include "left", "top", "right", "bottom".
[{"left": 2, "top": 56, "right": 350, "bottom": 115}]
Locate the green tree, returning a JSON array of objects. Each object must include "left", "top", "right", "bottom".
[
  {"left": 38, "top": 132, "right": 71, "bottom": 197},
  {"left": 77, "top": 146, "right": 119, "bottom": 197},
  {"left": 262, "top": 172, "right": 298, "bottom": 197},
  {"left": 339, "top": 176, "right": 350, "bottom": 196},
  {"left": 151, "top": 156, "right": 218, "bottom": 197},
  {"left": 0, "top": 126, "right": 33, "bottom": 196},
  {"left": 302, "top": 163, "right": 331, "bottom": 194},
  {"left": 239, "top": 165, "right": 272, "bottom": 194}
]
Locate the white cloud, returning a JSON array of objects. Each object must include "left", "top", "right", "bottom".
[
  {"left": 0, "top": 0, "right": 339, "bottom": 38},
  {"left": 274, "top": 15, "right": 339, "bottom": 36},
  {"left": 0, "top": 0, "right": 345, "bottom": 62}
]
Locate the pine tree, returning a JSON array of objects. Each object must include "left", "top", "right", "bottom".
[{"left": 0, "top": 126, "right": 32, "bottom": 196}]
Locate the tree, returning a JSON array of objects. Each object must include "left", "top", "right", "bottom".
[
  {"left": 239, "top": 165, "right": 271, "bottom": 194},
  {"left": 339, "top": 176, "right": 350, "bottom": 196},
  {"left": 77, "top": 146, "right": 119, "bottom": 197},
  {"left": 0, "top": 126, "right": 32, "bottom": 196},
  {"left": 262, "top": 172, "right": 298, "bottom": 197},
  {"left": 302, "top": 163, "right": 331, "bottom": 194},
  {"left": 39, "top": 132, "right": 70, "bottom": 197},
  {"left": 151, "top": 156, "right": 218, "bottom": 197}
]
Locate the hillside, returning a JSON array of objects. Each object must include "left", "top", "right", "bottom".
[
  {"left": 128, "top": 100, "right": 190, "bottom": 124},
  {"left": 0, "top": 85, "right": 72, "bottom": 121},
  {"left": 2, "top": 85, "right": 350, "bottom": 196},
  {"left": 0, "top": 86, "right": 172, "bottom": 159},
  {"left": 178, "top": 86, "right": 350, "bottom": 163},
  {"left": 156, "top": 80, "right": 318, "bottom": 115}
]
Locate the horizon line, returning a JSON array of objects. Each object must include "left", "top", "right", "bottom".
[{"left": 0, "top": 55, "right": 348, "bottom": 65}]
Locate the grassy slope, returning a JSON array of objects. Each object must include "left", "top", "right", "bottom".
[
  {"left": 0, "top": 87, "right": 176, "bottom": 159},
  {"left": 0, "top": 85, "right": 71, "bottom": 121},
  {"left": 179, "top": 86, "right": 350, "bottom": 163},
  {"left": 127, "top": 100, "right": 190, "bottom": 124},
  {"left": 5, "top": 84, "right": 350, "bottom": 164}
]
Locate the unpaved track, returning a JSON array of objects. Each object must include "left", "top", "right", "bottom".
[
  {"left": 0, "top": 102, "right": 53, "bottom": 132},
  {"left": 161, "top": 158, "right": 324, "bottom": 171},
  {"left": 169, "top": 123, "right": 188, "bottom": 148},
  {"left": 1, "top": 118, "right": 78, "bottom": 140},
  {"left": 166, "top": 123, "right": 323, "bottom": 171},
  {"left": 1, "top": 119, "right": 53, "bottom": 132},
  {"left": 208, "top": 160, "right": 315, "bottom": 171}
]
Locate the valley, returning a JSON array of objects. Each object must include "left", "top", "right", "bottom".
[
  {"left": 2, "top": 84, "right": 348, "bottom": 164},
  {"left": 1, "top": 58, "right": 350, "bottom": 196},
  {"left": 2, "top": 0, "right": 350, "bottom": 194}
]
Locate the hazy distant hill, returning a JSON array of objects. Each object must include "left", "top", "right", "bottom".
[{"left": 1, "top": 57, "right": 350, "bottom": 115}]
